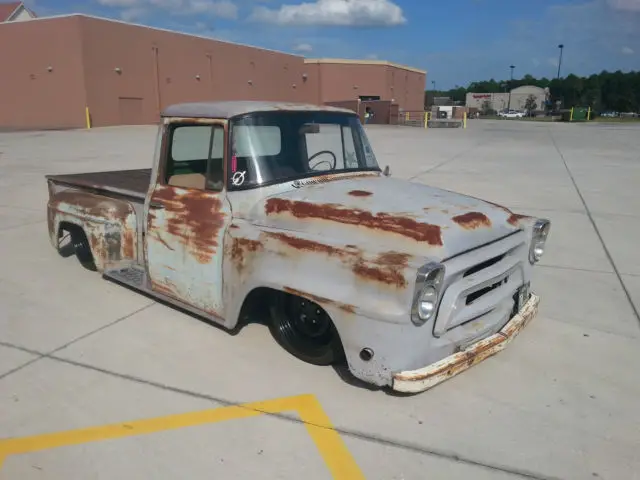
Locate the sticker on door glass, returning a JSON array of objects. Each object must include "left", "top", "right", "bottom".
[{"left": 231, "top": 170, "right": 246, "bottom": 186}]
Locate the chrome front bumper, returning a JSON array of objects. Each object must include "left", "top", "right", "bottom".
[{"left": 392, "top": 293, "right": 540, "bottom": 394}]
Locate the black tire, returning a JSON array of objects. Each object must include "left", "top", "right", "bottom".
[
  {"left": 268, "top": 290, "right": 344, "bottom": 366},
  {"left": 70, "top": 228, "right": 97, "bottom": 271}
]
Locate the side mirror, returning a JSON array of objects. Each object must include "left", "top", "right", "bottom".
[{"left": 383, "top": 165, "right": 392, "bottom": 177}]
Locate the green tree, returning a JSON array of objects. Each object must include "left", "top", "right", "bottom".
[
  {"left": 524, "top": 95, "right": 538, "bottom": 115},
  {"left": 424, "top": 69, "right": 640, "bottom": 113}
]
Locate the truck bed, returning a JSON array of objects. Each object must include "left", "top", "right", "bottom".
[{"left": 46, "top": 168, "right": 151, "bottom": 201}]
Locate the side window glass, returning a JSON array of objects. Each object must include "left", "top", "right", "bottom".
[
  {"left": 171, "top": 125, "right": 211, "bottom": 162},
  {"left": 166, "top": 125, "right": 225, "bottom": 191}
]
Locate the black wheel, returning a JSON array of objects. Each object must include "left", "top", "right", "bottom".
[
  {"left": 268, "top": 291, "right": 344, "bottom": 366},
  {"left": 70, "top": 228, "right": 97, "bottom": 271}
]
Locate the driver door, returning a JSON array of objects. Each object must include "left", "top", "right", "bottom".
[{"left": 145, "top": 120, "right": 231, "bottom": 319}]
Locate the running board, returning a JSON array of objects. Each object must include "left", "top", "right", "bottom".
[
  {"left": 103, "top": 266, "right": 225, "bottom": 326},
  {"left": 104, "top": 265, "right": 149, "bottom": 290}
]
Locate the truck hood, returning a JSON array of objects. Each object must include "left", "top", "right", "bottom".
[{"left": 246, "top": 174, "right": 524, "bottom": 261}]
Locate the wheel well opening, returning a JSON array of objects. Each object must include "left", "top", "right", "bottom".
[
  {"left": 57, "top": 222, "right": 96, "bottom": 271},
  {"left": 236, "top": 287, "right": 279, "bottom": 328},
  {"left": 237, "top": 286, "right": 346, "bottom": 360}
]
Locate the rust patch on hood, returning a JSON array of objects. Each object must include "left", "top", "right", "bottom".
[
  {"left": 507, "top": 213, "right": 530, "bottom": 226},
  {"left": 348, "top": 190, "right": 373, "bottom": 197},
  {"left": 153, "top": 187, "right": 226, "bottom": 264},
  {"left": 452, "top": 212, "right": 492, "bottom": 230},
  {"left": 283, "top": 287, "right": 356, "bottom": 314},
  {"left": 265, "top": 198, "right": 443, "bottom": 246}
]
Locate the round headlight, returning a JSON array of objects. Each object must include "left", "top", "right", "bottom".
[
  {"left": 529, "top": 219, "right": 551, "bottom": 264},
  {"left": 411, "top": 263, "right": 445, "bottom": 326},
  {"left": 418, "top": 286, "right": 437, "bottom": 321}
]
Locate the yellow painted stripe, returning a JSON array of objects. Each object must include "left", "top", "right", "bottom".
[
  {"left": 0, "top": 405, "right": 260, "bottom": 456},
  {"left": 298, "top": 395, "right": 366, "bottom": 480},
  {"left": 0, "top": 394, "right": 364, "bottom": 479}
]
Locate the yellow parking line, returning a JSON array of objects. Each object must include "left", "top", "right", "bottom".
[{"left": 0, "top": 394, "right": 364, "bottom": 479}]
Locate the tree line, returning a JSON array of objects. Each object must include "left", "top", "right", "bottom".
[{"left": 426, "top": 70, "right": 640, "bottom": 113}]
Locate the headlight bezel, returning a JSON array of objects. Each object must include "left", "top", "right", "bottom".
[
  {"left": 529, "top": 218, "right": 551, "bottom": 264},
  {"left": 411, "top": 262, "right": 445, "bottom": 326}
]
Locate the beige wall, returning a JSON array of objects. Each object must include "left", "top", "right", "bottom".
[
  {"left": 0, "top": 16, "right": 427, "bottom": 129},
  {"left": 466, "top": 86, "right": 546, "bottom": 112},
  {"left": 79, "top": 16, "right": 311, "bottom": 126},
  {"left": 0, "top": 16, "right": 87, "bottom": 129},
  {"left": 306, "top": 60, "right": 426, "bottom": 112}
]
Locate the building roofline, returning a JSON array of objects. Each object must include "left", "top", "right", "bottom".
[
  {"left": 304, "top": 58, "right": 426, "bottom": 74},
  {"left": 0, "top": 13, "right": 304, "bottom": 58},
  {"left": 2, "top": 1, "right": 22, "bottom": 21}
]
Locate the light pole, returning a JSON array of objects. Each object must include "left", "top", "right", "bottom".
[
  {"left": 507, "top": 65, "right": 515, "bottom": 111},
  {"left": 557, "top": 44, "right": 564, "bottom": 79}
]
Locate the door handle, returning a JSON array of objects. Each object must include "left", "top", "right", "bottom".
[{"left": 149, "top": 201, "right": 165, "bottom": 209}]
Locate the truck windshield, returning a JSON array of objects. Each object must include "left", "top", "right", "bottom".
[{"left": 227, "top": 111, "right": 380, "bottom": 190}]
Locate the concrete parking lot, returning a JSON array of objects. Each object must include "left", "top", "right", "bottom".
[{"left": 1, "top": 119, "right": 639, "bottom": 480}]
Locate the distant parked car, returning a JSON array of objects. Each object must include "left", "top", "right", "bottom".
[{"left": 498, "top": 110, "right": 524, "bottom": 119}]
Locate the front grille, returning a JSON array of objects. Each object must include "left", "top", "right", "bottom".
[
  {"left": 433, "top": 232, "right": 528, "bottom": 337},
  {"left": 465, "top": 276, "right": 509, "bottom": 305},
  {"left": 463, "top": 253, "right": 505, "bottom": 278}
]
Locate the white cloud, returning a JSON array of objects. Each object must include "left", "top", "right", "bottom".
[
  {"left": 121, "top": 7, "right": 147, "bottom": 20},
  {"left": 366, "top": 53, "right": 378, "bottom": 59},
  {"left": 293, "top": 42, "right": 313, "bottom": 52},
  {"left": 98, "top": 0, "right": 139, "bottom": 6},
  {"left": 621, "top": 45, "right": 635, "bottom": 54},
  {"left": 187, "top": 0, "right": 238, "bottom": 18},
  {"left": 607, "top": 0, "right": 640, "bottom": 11},
  {"left": 250, "top": 0, "right": 406, "bottom": 26},
  {"left": 98, "top": 0, "right": 238, "bottom": 19}
]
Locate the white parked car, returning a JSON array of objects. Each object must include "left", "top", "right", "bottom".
[{"left": 499, "top": 110, "right": 524, "bottom": 119}]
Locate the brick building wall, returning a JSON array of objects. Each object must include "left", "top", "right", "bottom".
[{"left": 0, "top": 15, "right": 428, "bottom": 129}]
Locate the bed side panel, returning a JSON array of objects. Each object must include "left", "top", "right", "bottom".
[{"left": 47, "top": 186, "right": 140, "bottom": 272}]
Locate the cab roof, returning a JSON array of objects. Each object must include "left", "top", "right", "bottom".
[{"left": 161, "top": 101, "right": 357, "bottom": 119}]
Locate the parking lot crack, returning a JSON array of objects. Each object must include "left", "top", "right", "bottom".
[
  {"left": 548, "top": 128, "right": 640, "bottom": 327},
  {"left": 0, "top": 340, "right": 560, "bottom": 480},
  {"left": 0, "top": 302, "right": 155, "bottom": 381},
  {"left": 408, "top": 138, "right": 495, "bottom": 180}
]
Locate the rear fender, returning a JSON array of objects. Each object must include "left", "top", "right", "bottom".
[{"left": 47, "top": 189, "right": 138, "bottom": 272}]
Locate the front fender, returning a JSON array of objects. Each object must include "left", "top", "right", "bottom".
[{"left": 221, "top": 222, "right": 423, "bottom": 329}]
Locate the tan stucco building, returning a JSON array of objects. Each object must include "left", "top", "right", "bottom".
[{"left": 466, "top": 85, "right": 548, "bottom": 112}]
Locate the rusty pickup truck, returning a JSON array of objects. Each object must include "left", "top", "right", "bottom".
[{"left": 46, "top": 101, "right": 551, "bottom": 393}]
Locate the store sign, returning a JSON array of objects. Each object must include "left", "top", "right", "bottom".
[{"left": 472, "top": 94, "right": 491, "bottom": 99}]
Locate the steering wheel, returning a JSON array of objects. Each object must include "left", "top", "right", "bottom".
[{"left": 308, "top": 150, "right": 337, "bottom": 171}]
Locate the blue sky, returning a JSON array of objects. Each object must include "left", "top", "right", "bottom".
[{"left": 26, "top": 0, "right": 640, "bottom": 88}]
